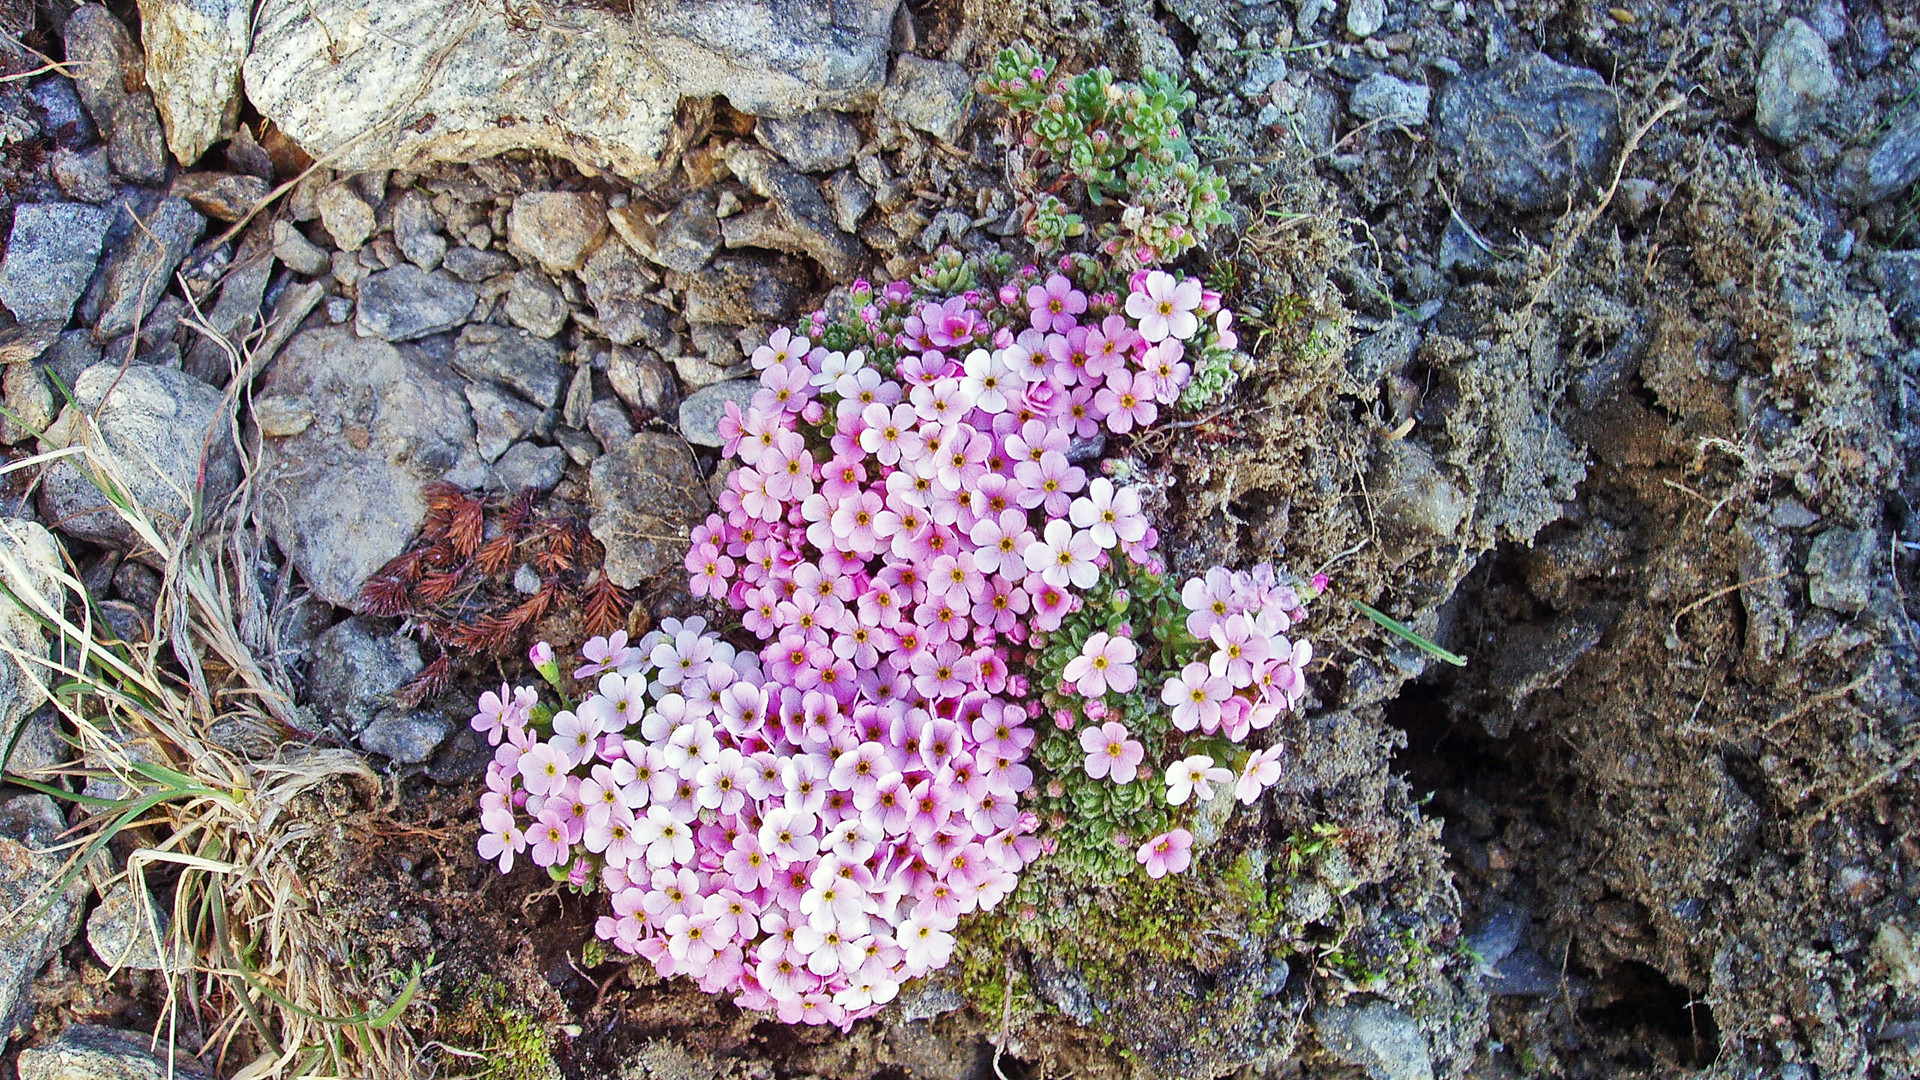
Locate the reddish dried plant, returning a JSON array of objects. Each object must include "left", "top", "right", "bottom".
[{"left": 364, "top": 486, "right": 632, "bottom": 706}]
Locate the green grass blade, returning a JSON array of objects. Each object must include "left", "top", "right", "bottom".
[{"left": 1350, "top": 599, "right": 1468, "bottom": 667}]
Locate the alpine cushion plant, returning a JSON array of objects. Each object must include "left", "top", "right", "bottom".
[{"left": 472, "top": 257, "right": 1316, "bottom": 1027}]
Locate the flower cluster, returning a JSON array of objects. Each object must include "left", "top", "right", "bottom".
[
  {"left": 473, "top": 257, "right": 1313, "bottom": 1027},
  {"left": 979, "top": 44, "right": 1233, "bottom": 267}
]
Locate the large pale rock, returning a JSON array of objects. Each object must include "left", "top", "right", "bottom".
[
  {"left": 17, "top": 1024, "right": 211, "bottom": 1079},
  {"left": 137, "top": 0, "right": 249, "bottom": 166},
  {"left": 0, "top": 793, "right": 88, "bottom": 1044},
  {"left": 63, "top": 5, "right": 168, "bottom": 185},
  {"left": 588, "top": 433, "right": 711, "bottom": 588},
  {"left": 36, "top": 365, "right": 239, "bottom": 552},
  {"left": 0, "top": 519, "right": 62, "bottom": 766},
  {"left": 254, "top": 326, "right": 484, "bottom": 608},
  {"left": 243, "top": 0, "right": 899, "bottom": 180}
]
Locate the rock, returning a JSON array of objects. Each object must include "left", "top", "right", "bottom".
[
  {"left": 674, "top": 351, "right": 744, "bottom": 390},
  {"left": 0, "top": 202, "right": 114, "bottom": 324},
  {"left": 355, "top": 265, "right": 477, "bottom": 341},
  {"left": 756, "top": 109, "right": 861, "bottom": 173},
  {"left": 87, "top": 879, "right": 172, "bottom": 971},
  {"left": 589, "top": 433, "right": 711, "bottom": 587},
  {"left": 882, "top": 55, "right": 972, "bottom": 142},
  {"left": 1368, "top": 439, "right": 1469, "bottom": 539},
  {"left": 170, "top": 171, "right": 270, "bottom": 221},
  {"left": 136, "top": 0, "right": 248, "bottom": 166},
  {"left": 1434, "top": 52, "right": 1620, "bottom": 213},
  {"left": 442, "top": 245, "right": 514, "bottom": 282},
  {"left": 1350, "top": 73, "right": 1429, "bottom": 126},
  {"left": 503, "top": 270, "right": 568, "bottom": 338},
  {"left": 358, "top": 707, "right": 453, "bottom": 764},
  {"left": 426, "top": 727, "right": 492, "bottom": 784},
  {"left": 608, "top": 346, "right": 680, "bottom": 419},
  {"left": 51, "top": 146, "right": 116, "bottom": 203},
  {"left": 26, "top": 76, "right": 96, "bottom": 149},
  {"left": 682, "top": 254, "right": 805, "bottom": 325},
  {"left": 679, "top": 378, "right": 759, "bottom": 447},
  {"left": 1346, "top": 0, "right": 1386, "bottom": 37},
  {"left": 317, "top": 181, "right": 376, "bottom": 250},
  {"left": 1807, "top": 528, "right": 1875, "bottom": 613},
  {"left": 490, "top": 441, "right": 565, "bottom": 493},
  {"left": 452, "top": 324, "right": 567, "bottom": 407},
  {"left": 391, "top": 189, "right": 448, "bottom": 270},
  {"left": 36, "top": 365, "right": 238, "bottom": 551},
  {"left": 244, "top": 0, "right": 898, "bottom": 179},
  {"left": 627, "top": 190, "right": 722, "bottom": 274},
  {"left": 17, "top": 1024, "right": 211, "bottom": 1080},
  {"left": 255, "top": 326, "right": 484, "bottom": 607},
  {"left": 0, "top": 793, "right": 88, "bottom": 1042},
  {"left": 1755, "top": 18, "right": 1838, "bottom": 145},
  {"left": 824, "top": 170, "right": 873, "bottom": 232},
  {"left": 94, "top": 196, "right": 206, "bottom": 338},
  {"left": 466, "top": 381, "right": 542, "bottom": 462},
  {"left": 305, "top": 615, "right": 422, "bottom": 733},
  {"left": 587, "top": 397, "right": 634, "bottom": 451},
  {"left": 578, "top": 240, "right": 670, "bottom": 346},
  {"left": 272, "top": 219, "right": 331, "bottom": 276},
  {"left": 1238, "top": 53, "right": 1289, "bottom": 98},
  {"left": 1836, "top": 113, "right": 1920, "bottom": 205},
  {"left": 0, "top": 519, "right": 62, "bottom": 770},
  {"left": 1875, "top": 923, "right": 1920, "bottom": 992},
  {"left": 65, "top": 5, "right": 169, "bottom": 184},
  {"left": 1313, "top": 1001, "right": 1434, "bottom": 1080},
  {"left": 251, "top": 392, "right": 314, "bottom": 437},
  {"left": 507, "top": 191, "right": 608, "bottom": 274}
]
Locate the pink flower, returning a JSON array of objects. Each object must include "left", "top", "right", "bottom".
[
  {"left": 1026, "top": 274, "right": 1087, "bottom": 334},
  {"left": 1094, "top": 370, "right": 1159, "bottom": 434},
  {"left": 1061, "top": 631, "right": 1138, "bottom": 698},
  {"left": 1023, "top": 519, "right": 1101, "bottom": 591},
  {"left": 1236, "top": 745, "right": 1285, "bottom": 804},
  {"left": 1164, "top": 754, "right": 1233, "bottom": 806},
  {"left": 1124, "top": 271, "right": 1203, "bottom": 343},
  {"left": 1136, "top": 828, "right": 1194, "bottom": 878},
  {"left": 1068, "top": 478, "right": 1147, "bottom": 550},
  {"left": 1161, "top": 662, "right": 1230, "bottom": 733},
  {"left": 1077, "top": 721, "right": 1146, "bottom": 783}
]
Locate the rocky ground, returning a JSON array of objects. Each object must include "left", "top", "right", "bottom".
[{"left": 0, "top": 0, "right": 1916, "bottom": 1078}]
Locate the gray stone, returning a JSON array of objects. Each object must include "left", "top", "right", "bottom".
[
  {"left": 466, "top": 381, "right": 542, "bottom": 462},
  {"left": 1435, "top": 53, "right": 1621, "bottom": 213},
  {"left": 0, "top": 520, "right": 62, "bottom": 772},
  {"left": 272, "top": 219, "right": 331, "bottom": 276},
  {"left": 171, "top": 171, "right": 271, "bottom": 221},
  {"left": 358, "top": 707, "right": 454, "bottom": 764},
  {"left": 392, "top": 189, "right": 448, "bottom": 270},
  {"left": 824, "top": 170, "right": 873, "bottom": 232},
  {"left": 452, "top": 324, "right": 567, "bottom": 407},
  {"left": 587, "top": 396, "right": 635, "bottom": 451},
  {"left": 503, "top": 270, "right": 568, "bottom": 338},
  {"left": 608, "top": 346, "right": 680, "bottom": 419},
  {"left": 1238, "top": 53, "right": 1289, "bottom": 98},
  {"left": 1807, "top": 527, "right": 1875, "bottom": 613},
  {"left": 1350, "top": 74, "right": 1430, "bottom": 126},
  {"left": 1346, "top": 0, "right": 1386, "bottom": 37},
  {"left": 895, "top": 979, "right": 966, "bottom": 1023},
  {"left": 26, "top": 76, "right": 96, "bottom": 149},
  {"left": 507, "top": 191, "right": 608, "bottom": 274},
  {"left": 563, "top": 363, "right": 592, "bottom": 429},
  {"left": 756, "top": 109, "right": 861, "bottom": 173},
  {"left": 255, "top": 326, "right": 485, "bottom": 607},
  {"left": 589, "top": 433, "right": 711, "bottom": 587},
  {"left": 251, "top": 393, "right": 314, "bottom": 437},
  {"left": 682, "top": 254, "right": 805, "bottom": 325},
  {"left": 1756, "top": 18, "right": 1838, "bottom": 145},
  {"left": 0, "top": 202, "right": 113, "bottom": 324},
  {"left": 883, "top": 55, "right": 972, "bottom": 142},
  {"left": 137, "top": 0, "right": 249, "bottom": 166},
  {"left": 94, "top": 196, "right": 206, "bottom": 338},
  {"left": 65, "top": 5, "right": 169, "bottom": 184},
  {"left": 679, "top": 378, "right": 759, "bottom": 447},
  {"left": 578, "top": 238, "right": 670, "bottom": 347},
  {"left": 0, "top": 793, "right": 88, "bottom": 1042},
  {"left": 625, "top": 190, "right": 723, "bottom": 275},
  {"left": 317, "top": 181, "right": 376, "bottom": 250},
  {"left": 306, "top": 615, "right": 423, "bottom": 733},
  {"left": 1368, "top": 439, "right": 1469, "bottom": 539},
  {"left": 490, "top": 441, "right": 566, "bottom": 493},
  {"left": 18, "top": 1025, "right": 211, "bottom": 1080},
  {"left": 442, "top": 245, "right": 515, "bottom": 282},
  {"left": 355, "top": 265, "right": 477, "bottom": 341},
  {"left": 87, "top": 879, "right": 172, "bottom": 971},
  {"left": 1836, "top": 113, "right": 1920, "bottom": 205},
  {"left": 36, "top": 365, "right": 238, "bottom": 551},
  {"left": 1314, "top": 1001, "right": 1434, "bottom": 1080},
  {"left": 243, "top": 0, "right": 899, "bottom": 180},
  {"left": 51, "top": 145, "right": 116, "bottom": 203}
]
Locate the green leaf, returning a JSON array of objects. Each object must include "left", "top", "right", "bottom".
[{"left": 1349, "top": 599, "right": 1467, "bottom": 667}]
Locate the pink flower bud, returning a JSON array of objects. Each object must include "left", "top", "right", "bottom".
[
  {"left": 1052, "top": 708, "right": 1074, "bottom": 730},
  {"left": 1312, "top": 572, "right": 1331, "bottom": 594},
  {"left": 800, "top": 400, "right": 825, "bottom": 424},
  {"left": 1199, "top": 289, "right": 1223, "bottom": 316},
  {"left": 529, "top": 641, "right": 553, "bottom": 665},
  {"left": 1006, "top": 673, "right": 1030, "bottom": 696},
  {"left": 1085, "top": 700, "right": 1107, "bottom": 720},
  {"left": 998, "top": 284, "right": 1020, "bottom": 306}
]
